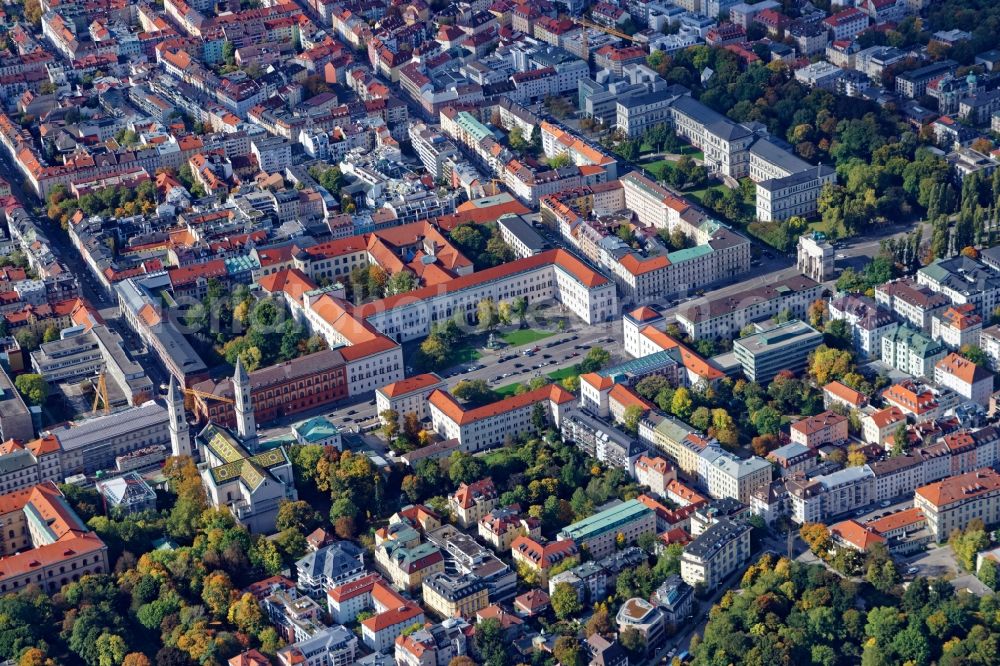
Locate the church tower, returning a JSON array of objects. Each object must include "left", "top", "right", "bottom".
[
  {"left": 233, "top": 356, "right": 257, "bottom": 449},
  {"left": 168, "top": 375, "right": 193, "bottom": 458}
]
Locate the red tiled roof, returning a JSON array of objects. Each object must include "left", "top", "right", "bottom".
[
  {"left": 916, "top": 467, "right": 1000, "bottom": 508},
  {"left": 823, "top": 380, "right": 866, "bottom": 407},
  {"left": 0, "top": 532, "right": 105, "bottom": 581},
  {"left": 378, "top": 373, "right": 444, "bottom": 398},
  {"left": 830, "top": 519, "right": 886, "bottom": 551},
  {"left": 355, "top": 249, "right": 608, "bottom": 319},
  {"left": 428, "top": 384, "right": 574, "bottom": 426}
]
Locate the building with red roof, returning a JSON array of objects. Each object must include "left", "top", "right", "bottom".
[
  {"left": 915, "top": 467, "right": 1000, "bottom": 541},
  {"left": 448, "top": 478, "right": 499, "bottom": 528},
  {"left": 0, "top": 482, "right": 108, "bottom": 593},
  {"left": 511, "top": 535, "right": 577, "bottom": 584},
  {"left": 376, "top": 372, "right": 446, "bottom": 425},
  {"left": 429, "top": 384, "right": 575, "bottom": 453},
  {"left": 829, "top": 519, "right": 886, "bottom": 552}
]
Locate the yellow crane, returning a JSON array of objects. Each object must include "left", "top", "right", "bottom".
[
  {"left": 573, "top": 17, "right": 640, "bottom": 60},
  {"left": 91, "top": 372, "right": 110, "bottom": 416},
  {"left": 181, "top": 386, "right": 234, "bottom": 410}
]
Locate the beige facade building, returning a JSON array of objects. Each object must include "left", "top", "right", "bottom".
[
  {"left": 421, "top": 572, "right": 490, "bottom": 619},
  {"left": 448, "top": 478, "right": 499, "bottom": 528},
  {"left": 790, "top": 410, "right": 849, "bottom": 448},
  {"left": 915, "top": 467, "right": 1000, "bottom": 542},
  {"left": 680, "top": 517, "right": 751, "bottom": 590}
]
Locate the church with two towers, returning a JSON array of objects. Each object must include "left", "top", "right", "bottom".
[{"left": 167, "top": 357, "right": 298, "bottom": 534}]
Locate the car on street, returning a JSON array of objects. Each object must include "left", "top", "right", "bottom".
[
  {"left": 880, "top": 500, "right": 892, "bottom": 508},
  {"left": 907, "top": 567, "right": 919, "bottom": 575},
  {"left": 347, "top": 409, "right": 357, "bottom": 415}
]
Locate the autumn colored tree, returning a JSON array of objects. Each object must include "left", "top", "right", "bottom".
[
  {"left": 809, "top": 345, "right": 854, "bottom": 385},
  {"left": 201, "top": 571, "right": 235, "bottom": 618},
  {"left": 800, "top": 522, "right": 832, "bottom": 557},
  {"left": 227, "top": 592, "right": 266, "bottom": 636}
]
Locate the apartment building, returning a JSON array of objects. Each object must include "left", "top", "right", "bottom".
[
  {"left": 732, "top": 320, "right": 823, "bottom": 383},
  {"left": 375, "top": 540, "right": 445, "bottom": 593},
  {"left": 275, "top": 625, "right": 357, "bottom": 666},
  {"left": 767, "top": 442, "right": 819, "bottom": 477},
  {"left": 883, "top": 380, "right": 955, "bottom": 423},
  {"left": 510, "top": 536, "right": 579, "bottom": 584},
  {"left": 680, "top": 517, "right": 751, "bottom": 589},
  {"left": 698, "top": 446, "right": 772, "bottom": 505},
  {"left": 981, "top": 325, "right": 1000, "bottom": 371},
  {"left": 822, "top": 7, "right": 868, "bottom": 41},
  {"left": 421, "top": 572, "right": 489, "bottom": 619},
  {"left": 558, "top": 499, "right": 656, "bottom": 559},
  {"left": 295, "top": 541, "right": 366, "bottom": 598},
  {"left": 915, "top": 467, "right": 1000, "bottom": 541},
  {"left": 931, "top": 304, "right": 982, "bottom": 350},
  {"left": 862, "top": 406, "right": 907, "bottom": 448},
  {"left": 823, "top": 380, "right": 868, "bottom": 412},
  {"left": 786, "top": 466, "right": 875, "bottom": 524},
  {"left": 881, "top": 325, "right": 947, "bottom": 379},
  {"left": 918, "top": 256, "right": 1000, "bottom": 318},
  {"left": 634, "top": 455, "right": 677, "bottom": 498},
  {"left": 448, "top": 478, "right": 499, "bottom": 528},
  {"left": 639, "top": 411, "right": 712, "bottom": 477},
  {"left": 935, "top": 352, "right": 993, "bottom": 407},
  {"left": 616, "top": 598, "right": 668, "bottom": 656},
  {"left": 790, "top": 410, "right": 849, "bottom": 448},
  {"left": 478, "top": 506, "right": 541, "bottom": 551},
  {"left": 829, "top": 293, "right": 898, "bottom": 358},
  {"left": 875, "top": 278, "right": 950, "bottom": 330}
]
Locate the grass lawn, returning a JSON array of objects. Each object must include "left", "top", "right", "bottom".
[
  {"left": 501, "top": 328, "right": 555, "bottom": 346},
  {"left": 494, "top": 382, "right": 522, "bottom": 397},
  {"left": 679, "top": 146, "right": 704, "bottom": 160},
  {"left": 685, "top": 183, "right": 729, "bottom": 204},
  {"left": 547, "top": 366, "right": 579, "bottom": 382},
  {"left": 639, "top": 159, "right": 674, "bottom": 182},
  {"left": 450, "top": 344, "right": 481, "bottom": 365}
]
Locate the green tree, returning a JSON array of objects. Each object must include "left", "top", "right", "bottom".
[
  {"left": 14, "top": 374, "right": 48, "bottom": 405},
  {"left": 201, "top": 570, "right": 234, "bottom": 618},
  {"left": 531, "top": 402, "right": 549, "bottom": 432},
  {"left": 452, "top": 379, "right": 496, "bottom": 407},
  {"left": 619, "top": 627, "right": 646, "bottom": 655},
  {"left": 477, "top": 298, "right": 499, "bottom": 333},
  {"left": 14, "top": 329, "right": 38, "bottom": 352},
  {"left": 552, "top": 636, "right": 584, "bottom": 666},
  {"left": 580, "top": 346, "right": 611, "bottom": 373},
  {"left": 551, "top": 582, "right": 582, "bottom": 620},
  {"left": 274, "top": 500, "right": 322, "bottom": 532},
  {"left": 960, "top": 344, "right": 989, "bottom": 368},
  {"left": 622, "top": 404, "right": 644, "bottom": 434},
  {"left": 979, "top": 558, "right": 998, "bottom": 590},
  {"left": 447, "top": 452, "right": 486, "bottom": 486},
  {"left": 95, "top": 633, "right": 127, "bottom": 666}
]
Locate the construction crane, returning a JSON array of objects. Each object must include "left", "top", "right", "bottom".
[
  {"left": 181, "top": 386, "right": 234, "bottom": 413},
  {"left": 485, "top": 177, "right": 505, "bottom": 197},
  {"left": 91, "top": 372, "right": 110, "bottom": 416},
  {"left": 573, "top": 17, "right": 640, "bottom": 60}
]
